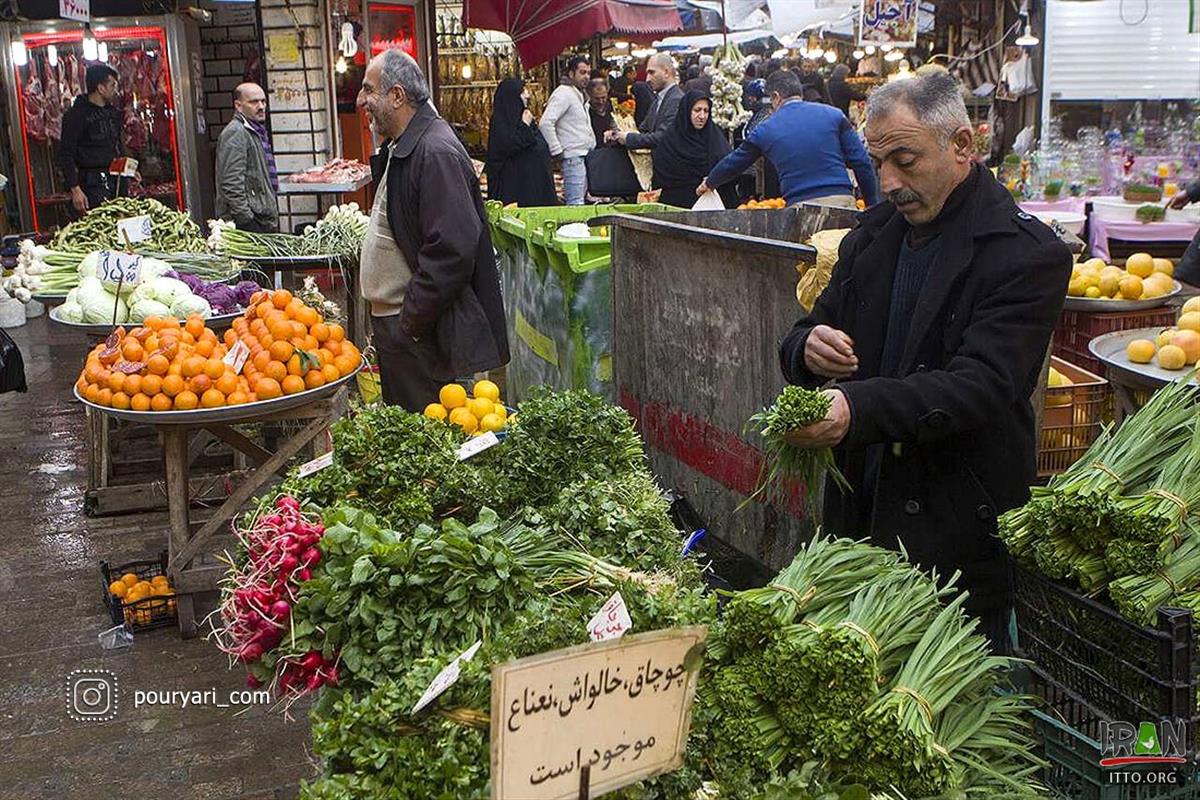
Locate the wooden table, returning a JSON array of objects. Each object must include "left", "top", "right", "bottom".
[{"left": 159, "top": 388, "right": 348, "bottom": 637}]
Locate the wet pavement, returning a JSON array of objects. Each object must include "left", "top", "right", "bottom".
[{"left": 0, "top": 314, "right": 311, "bottom": 799}]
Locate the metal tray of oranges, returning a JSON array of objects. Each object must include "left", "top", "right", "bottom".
[
  {"left": 50, "top": 304, "right": 244, "bottom": 334},
  {"left": 74, "top": 357, "right": 364, "bottom": 425},
  {"left": 1062, "top": 281, "right": 1180, "bottom": 312},
  {"left": 1088, "top": 328, "right": 1199, "bottom": 388}
]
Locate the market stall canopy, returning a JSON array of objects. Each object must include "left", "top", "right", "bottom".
[
  {"left": 766, "top": 0, "right": 858, "bottom": 37},
  {"left": 654, "top": 28, "right": 778, "bottom": 51},
  {"left": 678, "top": 0, "right": 770, "bottom": 31},
  {"left": 463, "top": 0, "right": 685, "bottom": 67}
]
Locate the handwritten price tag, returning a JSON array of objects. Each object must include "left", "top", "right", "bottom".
[
  {"left": 457, "top": 431, "right": 500, "bottom": 461},
  {"left": 296, "top": 450, "right": 334, "bottom": 478},
  {"left": 587, "top": 591, "right": 633, "bottom": 642},
  {"left": 116, "top": 215, "right": 152, "bottom": 244},
  {"left": 97, "top": 250, "right": 141, "bottom": 286},
  {"left": 412, "top": 640, "right": 481, "bottom": 714},
  {"left": 222, "top": 339, "right": 251, "bottom": 375}
]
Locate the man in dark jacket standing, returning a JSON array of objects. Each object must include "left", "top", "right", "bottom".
[
  {"left": 58, "top": 64, "right": 123, "bottom": 215},
  {"left": 777, "top": 71, "right": 1071, "bottom": 649},
  {"left": 1168, "top": 181, "right": 1200, "bottom": 285},
  {"left": 357, "top": 48, "right": 509, "bottom": 411},
  {"left": 214, "top": 83, "right": 279, "bottom": 233},
  {"left": 606, "top": 53, "right": 683, "bottom": 152}
]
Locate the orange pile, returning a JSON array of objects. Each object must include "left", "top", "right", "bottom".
[
  {"left": 738, "top": 198, "right": 787, "bottom": 210},
  {"left": 75, "top": 289, "right": 361, "bottom": 411},
  {"left": 109, "top": 572, "right": 176, "bottom": 625}
]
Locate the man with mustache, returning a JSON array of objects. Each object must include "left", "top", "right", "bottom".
[{"left": 777, "top": 71, "right": 1072, "bottom": 650}]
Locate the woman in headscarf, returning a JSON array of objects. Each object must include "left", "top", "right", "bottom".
[
  {"left": 651, "top": 90, "right": 734, "bottom": 208},
  {"left": 484, "top": 78, "right": 556, "bottom": 206}
]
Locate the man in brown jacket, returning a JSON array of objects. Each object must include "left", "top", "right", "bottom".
[{"left": 357, "top": 49, "right": 509, "bottom": 411}]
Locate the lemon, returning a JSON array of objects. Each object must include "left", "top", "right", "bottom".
[
  {"left": 424, "top": 403, "right": 448, "bottom": 421},
  {"left": 1084, "top": 286, "right": 1102, "bottom": 298},
  {"left": 1178, "top": 312, "right": 1200, "bottom": 333},
  {"left": 467, "top": 396, "right": 494, "bottom": 420},
  {"left": 479, "top": 413, "right": 505, "bottom": 433},
  {"left": 491, "top": 404, "right": 508, "bottom": 422},
  {"left": 449, "top": 407, "right": 478, "bottom": 433},
  {"left": 439, "top": 383, "right": 468, "bottom": 410},
  {"left": 1125, "top": 253, "right": 1154, "bottom": 278},
  {"left": 1126, "top": 339, "right": 1156, "bottom": 364},
  {"left": 1067, "top": 278, "right": 1087, "bottom": 297},
  {"left": 1118, "top": 275, "right": 1144, "bottom": 300},
  {"left": 1099, "top": 274, "right": 1121, "bottom": 297},
  {"left": 1157, "top": 344, "right": 1187, "bottom": 370},
  {"left": 1082, "top": 257, "right": 1108, "bottom": 272},
  {"left": 1156, "top": 327, "right": 1178, "bottom": 348},
  {"left": 472, "top": 379, "right": 501, "bottom": 402},
  {"left": 1143, "top": 274, "right": 1174, "bottom": 298},
  {"left": 1153, "top": 258, "right": 1175, "bottom": 277},
  {"left": 1182, "top": 297, "right": 1200, "bottom": 315}
]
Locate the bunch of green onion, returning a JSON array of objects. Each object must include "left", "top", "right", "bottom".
[{"left": 744, "top": 385, "right": 850, "bottom": 508}]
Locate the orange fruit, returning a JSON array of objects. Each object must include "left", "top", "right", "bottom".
[
  {"left": 340, "top": 342, "right": 361, "bottom": 361},
  {"left": 173, "top": 390, "right": 199, "bottom": 410},
  {"left": 106, "top": 371, "right": 126, "bottom": 393},
  {"left": 143, "top": 315, "right": 163, "bottom": 331},
  {"left": 167, "top": 362, "right": 183, "bottom": 377},
  {"left": 328, "top": 324, "right": 345, "bottom": 342},
  {"left": 84, "top": 383, "right": 102, "bottom": 403},
  {"left": 269, "top": 319, "right": 293, "bottom": 341},
  {"left": 162, "top": 374, "right": 186, "bottom": 397},
  {"left": 109, "top": 580, "right": 128, "bottom": 598},
  {"left": 185, "top": 315, "right": 205, "bottom": 338},
  {"left": 122, "top": 340, "right": 144, "bottom": 362},
  {"left": 316, "top": 348, "right": 334, "bottom": 367},
  {"left": 141, "top": 374, "right": 163, "bottom": 396},
  {"left": 252, "top": 351, "right": 272, "bottom": 373},
  {"left": 226, "top": 391, "right": 249, "bottom": 405},
  {"left": 467, "top": 396, "right": 494, "bottom": 420},
  {"left": 204, "top": 358, "right": 226, "bottom": 380},
  {"left": 424, "top": 403, "right": 448, "bottom": 420},
  {"left": 216, "top": 373, "right": 239, "bottom": 395},
  {"left": 286, "top": 354, "right": 304, "bottom": 376},
  {"left": 195, "top": 339, "right": 214, "bottom": 358},
  {"left": 201, "top": 389, "right": 226, "bottom": 408},
  {"left": 265, "top": 360, "right": 287, "bottom": 382},
  {"left": 311, "top": 322, "right": 330, "bottom": 342},
  {"left": 130, "top": 393, "right": 152, "bottom": 411},
  {"left": 223, "top": 329, "right": 237, "bottom": 347},
  {"left": 147, "top": 354, "right": 169, "bottom": 375},
  {"left": 151, "top": 394, "right": 173, "bottom": 411},
  {"left": 272, "top": 289, "right": 293, "bottom": 309},
  {"left": 304, "top": 370, "right": 326, "bottom": 390},
  {"left": 281, "top": 375, "right": 306, "bottom": 395},
  {"left": 256, "top": 377, "right": 282, "bottom": 400},
  {"left": 121, "top": 573, "right": 139, "bottom": 588},
  {"left": 123, "top": 374, "right": 142, "bottom": 396},
  {"left": 143, "top": 334, "right": 159, "bottom": 351},
  {"left": 284, "top": 299, "right": 303, "bottom": 319},
  {"left": 448, "top": 407, "right": 478, "bottom": 433},
  {"left": 189, "top": 374, "right": 212, "bottom": 394},
  {"left": 96, "top": 388, "right": 113, "bottom": 407},
  {"left": 334, "top": 354, "right": 359, "bottom": 377},
  {"left": 269, "top": 340, "right": 294, "bottom": 362},
  {"left": 296, "top": 306, "right": 319, "bottom": 328},
  {"left": 75, "top": 376, "right": 89, "bottom": 395},
  {"left": 291, "top": 321, "right": 307, "bottom": 338},
  {"left": 324, "top": 339, "right": 342, "bottom": 357},
  {"left": 179, "top": 330, "right": 195, "bottom": 345},
  {"left": 181, "top": 356, "right": 206, "bottom": 378},
  {"left": 96, "top": 369, "right": 112, "bottom": 387},
  {"left": 110, "top": 391, "right": 131, "bottom": 410},
  {"left": 321, "top": 363, "right": 341, "bottom": 384}
]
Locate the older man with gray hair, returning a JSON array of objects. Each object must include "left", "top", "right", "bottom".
[
  {"left": 776, "top": 70, "right": 1072, "bottom": 651},
  {"left": 356, "top": 48, "right": 508, "bottom": 411}
]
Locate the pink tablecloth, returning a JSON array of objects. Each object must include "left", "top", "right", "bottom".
[
  {"left": 1088, "top": 217, "right": 1200, "bottom": 262},
  {"left": 1020, "top": 198, "right": 1088, "bottom": 216}
]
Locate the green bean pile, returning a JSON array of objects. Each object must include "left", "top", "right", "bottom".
[{"left": 51, "top": 198, "right": 206, "bottom": 253}]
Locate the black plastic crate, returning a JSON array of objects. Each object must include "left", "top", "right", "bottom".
[
  {"left": 1013, "top": 563, "right": 1199, "bottom": 746},
  {"left": 1026, "top": 671, "right": 1200, "bottom": 800},
  {"left": 100, "top": 551, "right": 178, "bottom": 631}
]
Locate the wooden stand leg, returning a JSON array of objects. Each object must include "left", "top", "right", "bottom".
[{"left": 162, "top": 427, "right": 197, "bottom": 638}]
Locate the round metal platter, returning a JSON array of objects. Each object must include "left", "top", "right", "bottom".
[
  {"left": 73, "top": 359, "right": 364, "bottom": 424},
  {"left": 1062, "top": 281, "right": 1180, "bottom": 312},
  {"left": 1088, "top": 328, "right": 1198, "bottom": 388},
  {"left": 50, "top": 304, "right": 244, "bottom": 333}
]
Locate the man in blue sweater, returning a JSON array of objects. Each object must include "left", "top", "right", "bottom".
[{"left": 698, "top": 69, "right": 880, "bottom": 208}]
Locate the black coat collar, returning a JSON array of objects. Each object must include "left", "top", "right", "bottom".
[{"left": 390, "top": 102, "right": 440, "bottom": 160}]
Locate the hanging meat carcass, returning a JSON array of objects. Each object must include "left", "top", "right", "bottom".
[
  {"left": 23, "top": 58, "right": 46, "bottom": 142},
  {"left": 42, "top": 56, "right": 62, "bottom": 141},
  {"left": 122, "top": 103, "right": 149, "bottom": 154}
]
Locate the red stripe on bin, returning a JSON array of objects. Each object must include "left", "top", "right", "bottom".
[{"left": 619, "top": 390, "right": 808, "bottom": 518}]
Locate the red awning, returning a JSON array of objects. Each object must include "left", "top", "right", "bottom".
[{"left": 464, "top": 0, "right": 684, "bottom": 68}]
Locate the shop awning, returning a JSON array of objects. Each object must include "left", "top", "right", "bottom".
[{"left": 463, "top": 0, "right": 685, "bottom": 67}]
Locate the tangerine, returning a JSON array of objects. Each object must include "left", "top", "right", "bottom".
[
  {"left": 204, "top": 358, "right": 226, "bottom": 380},
  {"left": 167, "top": 362, "right": 183, "bottom": 377},
  {"left": 111, "top": 391, "right": 131, "bottom": 410},
  {"left": 317, "top": 348, "right": 334, "bottom": 367},
  {"left": 122, "top": 340, "right": 144, "bottom": 362},
  {"left": 226, "top": 391, "right": 249, "bottom": 405},
  {"left": 130, "top": 393, "right": 152, "bottom": 411},
  {"left": 185, "top": 315, "right": 205, "bottom": 337},
  {"left": 189, "top": 374, "right": 212, "bottom": 394},
  {"left": 162, "top": 374, "right": 186, "bottom": 397},
  {"left": 311, "top": 322, "right": 330, "bottom": 342},
  {"left": 265, "top": 360, "right": 288, "bottom": 382},
  {"left": 84, "top": 383, "right": 102, "bottom": 403},
  {"left": 256, "top": 377, "right": 282, "bottom": 399},
  {"left": 150, "top": 394, "right": 173, "bottom": 411},
  {"left": 106, "top": 371, "right": 126, "bottom": 393},
  {"left": 272, "top": 289, "right": 293, "bottom": 309},
  {"left": 141, "top": 374, "right": 163, "bottom": 396},
  {"left": 252, "top": 351, "right": 272, "bottom": 373},
  {"left": 216, "top": 373, "right": 239, "bottom": 395},
  {"left": 123, "top": 374, "right": 143, "bottom": 395},
  {"left": 286, "top": 354, "right": 304, "bottom": 376},
  {"left": 321, "top": 363, "right": 341, "bottom": 384},
  {"left": 296, "top": 306, "right": 319, "bottom": 328},
  {"left": 328, "top": 324, "right": 346, "bottom": 342},
  {"left": 181, "top": 356, "right": 206, "bottom": 378},
  {"left": 334, "top": 354, "right": 360, "bottom": 377},
  {"left": 96, "top": 388, "right": 113, "bottom": 407},
  {"left": 143, "top": 315, "right": 163, "bottom": 330},
  {"left": 173, "top": 390, "right": 199, "bottom": 410},
  {"left": 281, "top": 375, "right": 306, "bottom": 395},
  {"left": 291, "top": 321, "right": 307, "bottom": 338},
  {"left": 304, "top": 370, "right": 326, "bottom": 389},
  {"left": 269, "top": 340, "right": 294, "bottom": 362},
  {"left": 201, "top": 389, "right": 226, "bottom": 408},
  {"left": 223, "top": 329, "right": 237, "bottom": 347},
  {"left": 324, "top": 339, "right": 342, "bottom": 356},
  {"left": 195, "top": 339, "right": 215, "bottom": 358}
]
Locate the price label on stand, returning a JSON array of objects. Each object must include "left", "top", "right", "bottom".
[
  {"left": 457, "top": 431, "right": 500, "bottom": 460},
  {"left": 222, "top": 340, "right": 251, "bottom": 375},
  {"left": 116, "top": 215, "right": 152, "bottom": 244},
  {"left": 97, "top": 250, "right": 141, "bottom": 287},
  {"left": 296, "top": 450, "right": 335, "bottom": 478},
  {"left": 412, "top": 640, "right": 482, "bottom": 714},
  {"left": 586, "top": 592, "right": 632, "bottom": 642},
  {"left": 108, "top": 157, "right": 138, "bottom": 178}
]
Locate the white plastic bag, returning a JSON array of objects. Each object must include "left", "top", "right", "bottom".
[{"left": 692, "top": 190, "right": 725, "bottom": 211}]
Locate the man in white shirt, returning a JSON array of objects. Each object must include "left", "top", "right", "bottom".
[{"left": 538, "top": 55, "right": 595, "bottom": 205}]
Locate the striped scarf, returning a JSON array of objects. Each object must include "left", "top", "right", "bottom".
[{"left": 245, "top": 116, "right": 279, "bottom": 193}]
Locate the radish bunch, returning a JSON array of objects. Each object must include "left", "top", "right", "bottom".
[{"left": 213, "top": 494, "right": 334, "bottom": 697}]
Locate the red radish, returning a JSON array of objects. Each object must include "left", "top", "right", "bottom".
[
  {"left": 300, "top": 651, "right": 323, "bottom": 671},
  {"left": 301, "top": 548, "right": 321, "bottom": 566},
  {"left": 270, "top": 600, "right": 291, "bottom": 619},
  {"left": 246, "top": 674, "right": 263, "bottom": 689},
  {"left": 295, "top": 568, "right": 312, "bottom": 582},
  {"left": 324, "top": 666, "right": 340, "bottom": 685},
  {"left": 305, "top": 673, "right": 324, "bottom": 692},
  {"left": 281, "top": 554, "right": 299, "bottom": 572}
]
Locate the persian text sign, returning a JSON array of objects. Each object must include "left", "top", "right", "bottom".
[
  {"left": 859, "top": 0, "right": 918, "bottom": 46},
  {"left": 490, "top": 627, "right": 706, "bottom": 800},
  {"left": 60, "top": 0, "right": 88, "bottom": 22}
]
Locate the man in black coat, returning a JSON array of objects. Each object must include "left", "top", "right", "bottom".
[
  {"left": 778, "top": 71, "right": 1072, "bottom": 648},
  {"left": 606, "top": 53, "right": 683, "bottom": 152},
  {"left": 358, "top": 49, "right": 509, "bottom": 411}
]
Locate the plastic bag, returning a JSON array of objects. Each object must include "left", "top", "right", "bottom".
[
  {"left": 796, "top": 228, "right": 851, "bottom": 312},
  {"left": 0, "top": 327, "right": 27, "bottom": 393}
]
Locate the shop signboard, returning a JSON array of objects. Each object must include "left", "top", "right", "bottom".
[
  {"left": 59, "top": 0, "right": 89, "bottom": 22},
  {"left": 858, "top": 0, "right": 919, "bottom": 47},
  {"left": 490, "top": 627, "right": 707, "bottom": 799}
]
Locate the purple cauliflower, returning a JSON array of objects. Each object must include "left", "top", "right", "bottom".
[
  {"left": 233, "top": 280, "right": 262, "bottom": 307},
  {"left": 197, "top": 282, "right": 239, "bottom": 314}
]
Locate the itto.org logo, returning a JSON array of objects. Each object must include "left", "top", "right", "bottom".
[{"left": 1099, "top": 719, "right": 1187, "bottom": 786}]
